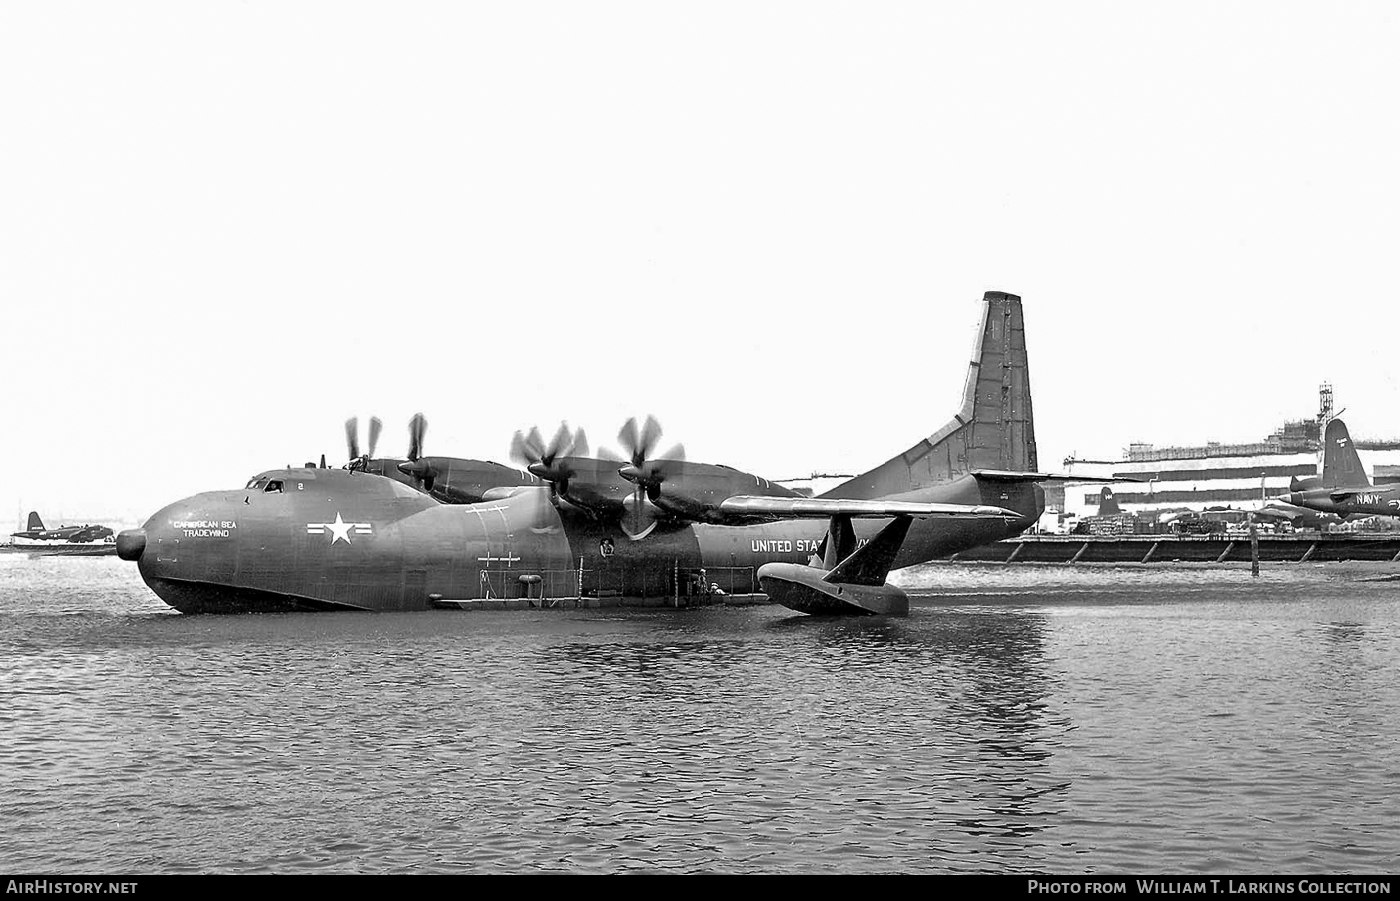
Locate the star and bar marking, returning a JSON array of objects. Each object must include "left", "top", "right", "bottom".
[{"left": 307, "top": 512, "right": 373, "bottom": 544}]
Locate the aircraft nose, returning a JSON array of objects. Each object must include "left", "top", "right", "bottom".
[{"left": 116, "top": 529, "right": 146, "bottom": 561}]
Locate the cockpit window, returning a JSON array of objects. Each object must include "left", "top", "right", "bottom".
[
  {"left": 264, "top": 480, "right": 283, "bottom": 493},
  {"left": 246, "top": 477, "right": 269, "bottom": 490}
]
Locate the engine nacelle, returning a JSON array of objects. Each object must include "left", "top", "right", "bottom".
[{"left": 650, "top": 490, "right": 717, "bottom": 523}]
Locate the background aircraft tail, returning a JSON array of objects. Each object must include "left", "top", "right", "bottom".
[
  {"left": 1322, "top": 419, "right": 1369, "bottom": 488},
  {"left": 824, "top": 290, "right": 1037, "bottom": 501},
  {"left": 27, "top": 511, "right": 44, "bottom": 532}
]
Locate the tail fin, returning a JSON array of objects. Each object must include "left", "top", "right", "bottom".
[
  {"left": 27, "top": 511, "right": 43, "bottom": 532},
  {"left": 1322, "top": 419, "right": 1369, "bottom": 489},
  {"left": 823, "top": 516, "right": 912, "bottom": 586},
  {"left": 1290, "top": 475, "right": 1324, "bottom": 492},
  {"left": 824, "top": 290, "right": 1036, "bottom": 499},
  {"left": 1097, "top": 487, "right": 1121, "bottom": 516}
]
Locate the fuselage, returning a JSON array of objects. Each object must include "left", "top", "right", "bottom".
[
  {"left": 119, "top": 468, "right": 1036, "bottom": 613},
  {"left": 1283, "top": 486, "right": 1400, "bottom": 519}
]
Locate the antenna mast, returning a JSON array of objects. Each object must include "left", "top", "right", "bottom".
[{"left": 1317, "top": 382, "right": 1334, "bottom": 473}]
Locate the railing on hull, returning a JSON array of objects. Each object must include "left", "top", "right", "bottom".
[{"left": 477, "top": 563, "right": 759, "bottom": 605}]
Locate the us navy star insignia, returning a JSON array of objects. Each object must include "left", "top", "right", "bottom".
[{"left": 306, "top": 512, "right": 373, "bottom": 544}]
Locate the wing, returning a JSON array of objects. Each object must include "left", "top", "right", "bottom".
[
  {"left": 972, "top": 469, "right": 1145, "bottom": 483},
  {"left": 718, "top": 496, "right": 1021, "bottom": 521}
]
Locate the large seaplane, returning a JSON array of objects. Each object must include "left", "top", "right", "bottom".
[{"left": 117, "top": 291, "right": 1094, "bottom": 616}]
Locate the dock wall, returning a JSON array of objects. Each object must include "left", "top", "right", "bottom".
[{"left": 947, "top": 534, "right": 1400, "bottom": 564}]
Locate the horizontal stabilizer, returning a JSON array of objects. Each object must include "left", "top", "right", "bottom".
[
  {"left": 823, "top": 516, "right": 912, "bottom": 587},
  {"left": 719, "top": 496, "right": 1020, "bottom": 520},
  {"left": 972, "top": 470, "right": 1143, "bottom": 483}
]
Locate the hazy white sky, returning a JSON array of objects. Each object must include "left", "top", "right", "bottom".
[{"left": 3, "top": 2, "right": 1398, "bottom": 526}]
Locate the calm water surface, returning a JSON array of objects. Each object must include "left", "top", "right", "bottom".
[{"left": 2, "top": 554, "right": 1398, "bottom": 874}]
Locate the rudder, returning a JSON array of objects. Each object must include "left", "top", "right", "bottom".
[{"left": 27, "top": 511, "right": 43, "bottom": 532}]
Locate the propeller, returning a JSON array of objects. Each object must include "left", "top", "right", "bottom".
[
  {"left": 396, "top": 413, "right": 436, "bottom": 491},
  {"left": 616, "top": 415, "right": 686, "bottom": 538},
  {"left": 510, "top": 422, "right": 587, "bottom": 494},
  {"left": 617, "top": 415, "right": 686, "bottom": 484},
  {"left": 344, "top": 415, "right": 384, "bottom": 472}
]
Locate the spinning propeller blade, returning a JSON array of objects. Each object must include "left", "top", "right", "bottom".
[
  {"left": 345, "top": 417, "right": 360, "bottom": 462},
  {"left": 367, "top": 417, "right": 382, "bottom": 458},
  {"left": 408, "top": 413, "right": 427, "bottom": 463}
]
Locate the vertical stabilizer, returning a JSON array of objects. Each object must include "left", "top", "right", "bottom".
[
  {"left": 27, "top": 511, "right": 44, "bottom": 532},
  {"left": 1322, "top": 419, "right": 1369, "bottom": 488},
  {"left": 1097, "top": 488, "right": 1121, "bottom": 516},
  {"left": 822, "top": 516, "right": 913, "bottom": 587},
  {"left": 824, "top": 291, "right": 1037, "bottom": 500}
]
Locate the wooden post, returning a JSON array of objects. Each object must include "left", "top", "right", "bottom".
[
  {"left": 1005, "top": 542, "right": 1024, "bottom": 563},
  {"left": 1215, "top": 541, "right": 1235, "bottom": 564},
  {"left": 1068, "top": 541, "right": 1090, "bottom": 564},
  {"left": 1249, "top": 519, "right": 1259, "bottom": 577}
]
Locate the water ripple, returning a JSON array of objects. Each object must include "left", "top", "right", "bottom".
[{"left": 1, "top": 556, "right": 1398, "bottom": 872}]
